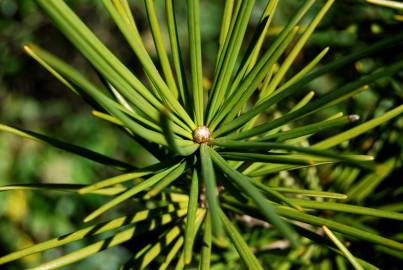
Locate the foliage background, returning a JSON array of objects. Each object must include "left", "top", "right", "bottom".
[{"left": 0, "top": 0, "right": 402, "bottom": 269}]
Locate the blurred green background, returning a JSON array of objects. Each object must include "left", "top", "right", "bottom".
[{"left": 0, "top": 0, "right": 402, "bottom": 269}]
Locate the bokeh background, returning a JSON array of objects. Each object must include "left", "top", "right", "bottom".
[{"left": 0, "top": 0, "right": 402, "bottom": 269}]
